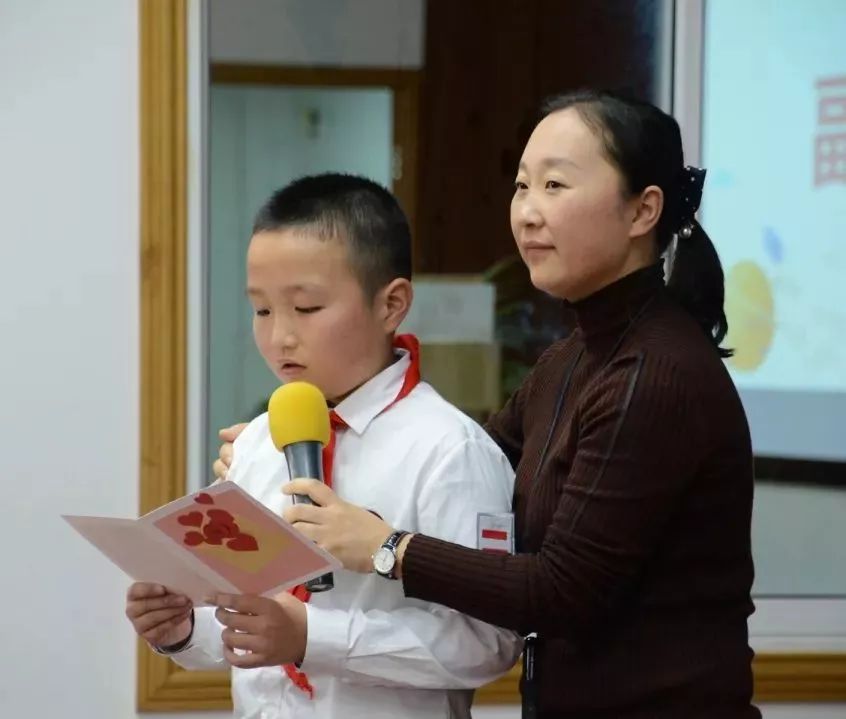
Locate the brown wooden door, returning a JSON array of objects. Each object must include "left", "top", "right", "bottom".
[{"left": 417, "top": 0, "right": 665, "bottom": 274}]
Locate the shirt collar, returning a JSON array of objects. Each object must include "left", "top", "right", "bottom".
[{"left": 333, "top": 349, "right": 412, "bottom": 435}]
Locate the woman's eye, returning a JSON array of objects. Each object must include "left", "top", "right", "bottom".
[
  {"left": 295, "top": 306, "right": 324, "bottom": 314},
  {"left": 546, "top": 180, "right": 564, "bottom": 190},
  {"left": 254, "top": 308, "right": 270, "bottom": 317},
  {"left": 514, "top": 180, "right": 528, "bottom": 191}
]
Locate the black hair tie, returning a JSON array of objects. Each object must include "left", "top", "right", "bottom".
[{"left": 677, "top": 166, "right": 706, "bottom": 239}]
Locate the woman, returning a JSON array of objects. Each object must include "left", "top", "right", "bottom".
[{"left": 218, "top": 91, "right": 760, "bottom": 719}]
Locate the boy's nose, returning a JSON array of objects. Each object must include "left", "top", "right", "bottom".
[{"left": 271, "top": 321, "right": 298, "bottom": 350}]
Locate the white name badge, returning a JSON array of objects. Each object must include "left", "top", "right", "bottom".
[{"left": 476, "top": 512, "right": 515, "bottom": 555}]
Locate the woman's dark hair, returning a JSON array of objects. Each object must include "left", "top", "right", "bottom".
[{"left": 540, "top": 90, "right": 732, "bottom": 358}]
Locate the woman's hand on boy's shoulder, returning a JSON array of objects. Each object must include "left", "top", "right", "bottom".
[{"left": 212, "top": 423, "right": 249, "bottom": 480}]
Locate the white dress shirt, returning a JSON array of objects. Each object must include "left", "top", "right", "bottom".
[{"left": 168, "top": 349, "right": 521, "bottom": 718}]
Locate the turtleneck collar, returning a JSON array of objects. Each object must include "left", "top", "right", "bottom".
[{"left": 568, "top": 263, "right": 665, "bottom": 338}]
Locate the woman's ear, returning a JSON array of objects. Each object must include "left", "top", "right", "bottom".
[
  {"left": 378, "top": 278, "right": 413, "bottom": 333},
  {"left": 629, "top": 184, "right": 664, "bottom": 239}
]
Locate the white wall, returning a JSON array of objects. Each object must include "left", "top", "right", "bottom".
[
  {"left": 0, "top": 1, "right": 222, "bottom": 717},
  {"left": 753, "top": 483, "right": 846, "bottom": 594},
  {"left": 209, "top": 0, "right": 425, "bottom": 68}
]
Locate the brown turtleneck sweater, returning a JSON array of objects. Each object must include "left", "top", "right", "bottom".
[{"left": 403, "top": 265, "right": 759, "bottom": 719}]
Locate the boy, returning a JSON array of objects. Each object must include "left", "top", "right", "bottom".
[{"left": 125, "top": 174, "right": 520, "bottom": 718}]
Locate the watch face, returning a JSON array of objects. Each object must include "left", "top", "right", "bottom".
[{"left": 373, "top": 546, "right": 396, "bottom": 575}]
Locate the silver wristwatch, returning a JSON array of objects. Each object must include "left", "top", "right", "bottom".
[{"left": 372, "top": 530, "right": 408, "bottom": 580}]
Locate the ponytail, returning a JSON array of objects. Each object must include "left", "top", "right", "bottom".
[
  {"left": 666, "top": 220, "right": 733, "bottom": 358},
  {"left": 663, "top": 165, "right": 732, "bottom": 358}
]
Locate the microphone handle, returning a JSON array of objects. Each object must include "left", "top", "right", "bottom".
[{"left": 283, "top": 442, "right": 334, "bottom": 592}]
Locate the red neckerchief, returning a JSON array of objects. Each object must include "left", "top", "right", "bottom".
[{"left": 283, "top": 334, "right": 421, "bottom": 698}]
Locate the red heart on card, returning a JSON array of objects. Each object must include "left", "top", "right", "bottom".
[
  {"left": 194, "top": 493, "right": 214, "bottom": 505},
  {"left": 227, "top": 533, "right": 258, "bottom": 552},
  {"left": 177, "top": 511, "right": 203, "bottom": 527},
  {"left": 207, "top": 509, "right": 235, "bottom": 524},
  {"left": 183, "top": 531, "right": 204, "bottom": 546}
]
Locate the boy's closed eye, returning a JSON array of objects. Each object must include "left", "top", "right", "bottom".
[{"left": 253, "top": 306, "right": 323, "bottom": 316}]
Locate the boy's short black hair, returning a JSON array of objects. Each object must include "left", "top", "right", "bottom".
[{"left": 252, "top": 173, "right": 412, "bottom": 298}]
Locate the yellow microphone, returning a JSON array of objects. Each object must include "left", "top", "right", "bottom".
[{"left": 268, "top": 381, "right": 334, "bottom": 592}]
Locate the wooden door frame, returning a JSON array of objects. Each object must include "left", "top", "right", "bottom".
[
  {"left": 139, "top": 0, "right": 231, "bottom": 709},
  {"left": 138, "top": 0, "right": 846, "bottom": 710}
]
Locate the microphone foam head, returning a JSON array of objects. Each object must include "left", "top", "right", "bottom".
[{"left": 268, "top": 381, "right": 331, "bottom": 449}]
